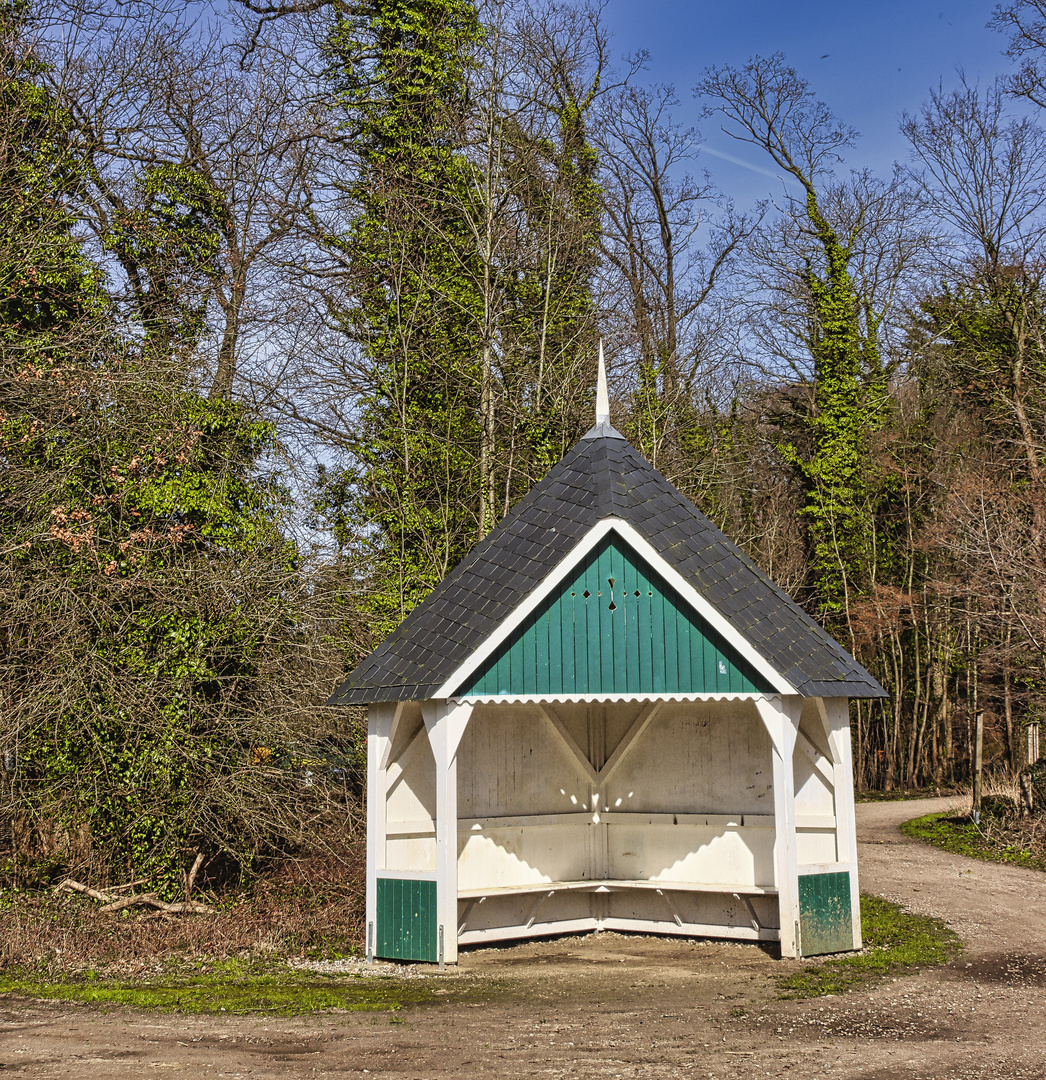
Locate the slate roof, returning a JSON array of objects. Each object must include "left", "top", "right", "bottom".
[{"left": 329, "top": 424, "right": 887, "bottom": 704}]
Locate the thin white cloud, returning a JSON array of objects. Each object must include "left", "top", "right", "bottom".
[{"left": 698, "top": 144, "right": 801, "bottom": 187}]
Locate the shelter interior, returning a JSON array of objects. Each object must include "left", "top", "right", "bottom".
[{"left": 369, "top": 690, "right": 859, "bottom": 961}]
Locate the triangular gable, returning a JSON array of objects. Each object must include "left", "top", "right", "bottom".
[{"left": 453, "top": 531, "right": 775, "bottom": 699}]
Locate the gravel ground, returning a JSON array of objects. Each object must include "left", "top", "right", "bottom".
[{"left": 288, "top": 957, "right": 427, "bottom": 979}]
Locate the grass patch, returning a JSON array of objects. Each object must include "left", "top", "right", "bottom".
[
  {"left": 776, "top": 894, "right": 961, "bottom": 999},
  {"left": 0, "top": 958, "right": 461, "bottom": 1015},
  {"left": 901, "top": 811, "right": 1046, "bottom": 872}
]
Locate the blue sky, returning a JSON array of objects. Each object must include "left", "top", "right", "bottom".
[{"left": 601, "top": 0, "right": 1017, "bottom": 207}]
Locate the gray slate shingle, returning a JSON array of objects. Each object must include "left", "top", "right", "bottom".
[{"left": 329, "top": 425, "right": 887, "bottom": 704}]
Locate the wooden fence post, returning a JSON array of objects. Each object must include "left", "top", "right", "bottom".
[{"left": 972, "top": 709, "right": 984, "bottom": 824}]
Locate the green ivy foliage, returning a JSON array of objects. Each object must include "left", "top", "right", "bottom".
[
  {"left": 0, "top": 344, "right": 307, "bottom": 895},
  {"left": 106, "top": 163, "right": 232, "bottom": 352},
  {"left": 320, "top": 0, "right": 485, "bottom": 639},
  {"left": 785, "top": 195, "right": 886, "bottom": 620},
  {"left": 318, "top": 0, "right": 602, "bottom": 651},
  {"left": 0, "top": 1, "right": 107, "bottom": 355}
]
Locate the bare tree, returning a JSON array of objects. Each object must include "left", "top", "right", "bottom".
[
  {"left": 752, "top": 171, "right": 926, "bottom": 374},
  {"left": 596, "top": 81, "right": 756, "bottom": 470},
  {"left": 37, "top": 1, "right": 324, "bottom": 399},
  {"left": 991, "top": 0, "right": 1046, "bottom": 108},
  {"left": 903, "top": 77, "right": 1046, "bottom": 613}
]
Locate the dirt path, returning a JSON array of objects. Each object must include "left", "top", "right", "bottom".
[
  {"left": 857, "top": 795, "right": 1046, "bottom": 955},
  {"left": 3, "top": 798, "right": 1046, "bottom": 1079}
]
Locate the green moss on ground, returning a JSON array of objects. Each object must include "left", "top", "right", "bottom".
[
  {"left": 777, "top": 894, "right": 962, "bottom": 999},
  {"left": 901, "top": 811, "right": 1046, "bottom": 873},
  {"left": 855, "top": 788, "right": 960, "bottom": 804},
  {"left": 0, "top": 959, "right": 464, "bottom": 1015}
]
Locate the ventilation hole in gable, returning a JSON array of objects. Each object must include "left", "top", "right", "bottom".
[
  {"left": 571, "top": 591, "right": 576, "bottom": 597},
  {"left": 608, "top": 577, "right": 615, "bottom": 587},
  {"left": 634, "top": 589, "right": 641, "bottom": 597},
  {"left": 582, "top": 590, "right": 591, "bottom": 598},
  {"left": 608, "top": 600, "right": 617, "bottom": 611}
]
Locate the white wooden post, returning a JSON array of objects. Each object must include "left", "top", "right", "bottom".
[
  {"left": 756, "top": 695, "right": 802, "bottom": 958},
  {"left": 822, "top": 697, "right": 862, "bottom": 950},
  {"left": 366, "top": 703, "right": 398, "bottom": 963},
  {"left": 422, "top": 699, "right": 473, "bottom": 965}
]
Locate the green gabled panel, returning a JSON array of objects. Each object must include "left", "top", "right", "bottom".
[
  {"left": 798, "top": 871, "right": 855, "bottom": 956},
  {"left": 456, "top": 534, "right": 775, "bottom": 698},
  {"left": 376, "top": 878, "right": 437, "bottom": 962}
]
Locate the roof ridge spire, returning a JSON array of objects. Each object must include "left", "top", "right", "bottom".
[
  {"left": 583, "top": 339, "right": 625, "bottom": 440},
  {"left": 595, "top": 339, "right": 609, "bottom": 425}
]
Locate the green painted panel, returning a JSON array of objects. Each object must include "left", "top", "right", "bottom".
[
  {"left": 535, "top": 591, "right": 550, "bottom": 691},
  {"left": 572, "top": 579, "right": 586, "bottom": 694},
  {"left": 457, "top": 534, "right": 775, "bottom": 698},
  {"left": 702, "top": 621, "right": 717, "bottom": 692},
  {"left": 585, "top": 555, "right": 601, "bottom": 694},
  {"left": 522, "top": 601, "right": 537, "bottom": 694},
  {"left": 798, "top": 871, "right": 854, "bottom": 956},
  {"left": 376, "top": 878, "right": 438, "bottom": 962},
  {"left": 636, "top": 558, "right": 653, "bottom": 692},
  {"left": 598, "top": 543, "right": 614, "bottom": 691},
  {"left": 650, "top": 570, "right": 666, "bottom": 693}
]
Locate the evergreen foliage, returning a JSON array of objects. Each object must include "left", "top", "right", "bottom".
[{"left": 318, "top": 0, "right": 602, "bottom": 641}]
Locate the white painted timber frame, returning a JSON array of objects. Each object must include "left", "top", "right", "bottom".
[
  {"left": 367, "top": 691, "right": 862, "bottom": 962},
  {"left": 433, "top": 516, "right": 798, "bottom": 702},
  {"left": 420, "top": 699, "right": 473, "bottom": 965},
  {"left": 755, "top": 695, "right": 802, "bottom": 958},
  {"left": 365, "top": 701, "right": 398, "bottom": 963},
  {"left": 536, "top": 700, "right": 663, "bottom": 792},
  {"left": 817, "top": 696, "right": 863, "bottom": 950}
]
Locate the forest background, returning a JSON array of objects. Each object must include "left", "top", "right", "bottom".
[{"left": 5, "top": 0, "right": 1046, "bottom": 901}]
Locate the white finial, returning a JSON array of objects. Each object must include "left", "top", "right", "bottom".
[{"left": 595, "top": 339, "right": 609, "bottom": 426}]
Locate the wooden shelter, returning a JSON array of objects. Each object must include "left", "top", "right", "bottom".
[{"left": 330, "top": 364, "right": 886, "bottom": 964}]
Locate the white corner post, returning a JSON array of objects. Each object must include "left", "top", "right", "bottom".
[
  {"left": 366, "top": 702, "right": 398, "bottom": 963},
  {"left": 756, "top": 695, "right": 802, "bottom": 958},
  {"left": 422, "top": 699, "right": 473, "bottom": 966},
  {"left": 821, "top": 697, "right": 862, "bottom": 950}
]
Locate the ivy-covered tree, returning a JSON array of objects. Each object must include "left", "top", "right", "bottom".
[
  {"left": 697, "top": 56, "right": 897, "bottom": 621},
  {"left": 105, "top": 162, "right": 232, "bottom": 359},
  {"left": 319, "top": 0, "right": 485, "bottom": 635},
  {"left": 0, "top": 0, "right": 106, "bottom": 355}
]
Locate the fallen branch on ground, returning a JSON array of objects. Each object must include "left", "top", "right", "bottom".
[{"left": 55, "top": 878, "right": 214, "bottom": 914}]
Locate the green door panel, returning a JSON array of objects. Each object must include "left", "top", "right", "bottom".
[
  {"left": 376, "top": 877, "right": 438, "bottom": 962},
  {"left": 798, "top": 871, "right": 855, "bottom": 956}
]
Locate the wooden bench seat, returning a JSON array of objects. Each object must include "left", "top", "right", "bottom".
[{"left": 457, "top": 878, "right": 777, "bottom": 900}]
